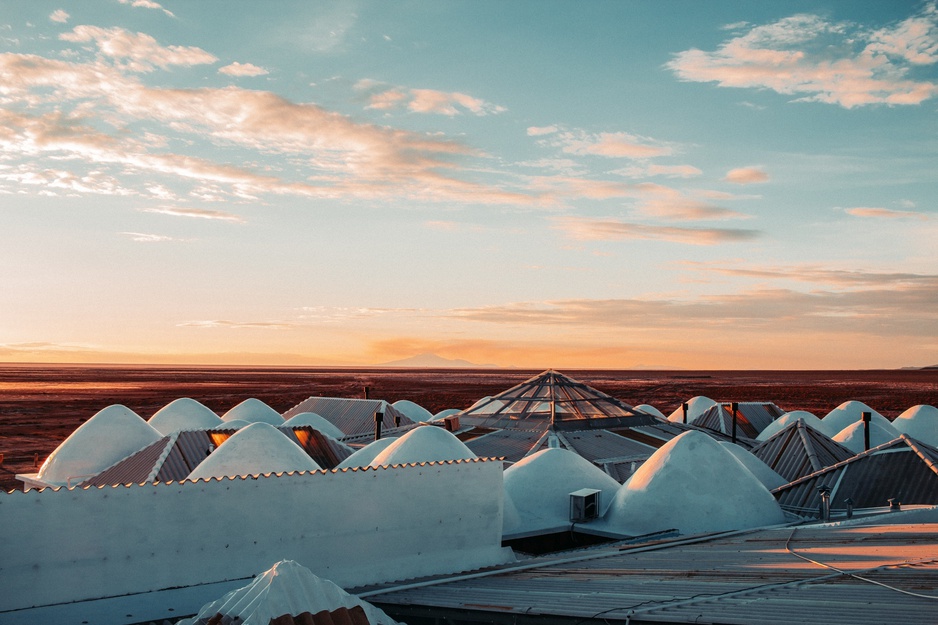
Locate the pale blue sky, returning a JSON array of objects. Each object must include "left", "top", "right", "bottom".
[{"left": 1, "top": 1, "right": 936, "bottom": 368}]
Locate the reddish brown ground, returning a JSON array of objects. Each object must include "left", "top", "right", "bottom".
[{"left": 1, "top": 365, "right": 936, "bottom": 492}]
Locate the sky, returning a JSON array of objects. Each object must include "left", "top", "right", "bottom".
[{"left": 1, "top": 1, "right": 937, "bottom": 369}]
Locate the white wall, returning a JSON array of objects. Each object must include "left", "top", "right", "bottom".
[{"left": 0, "top": 459, "right": 511, "bottom": 614}]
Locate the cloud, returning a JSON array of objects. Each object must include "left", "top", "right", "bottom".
[
  {"left": 59, "top": 25, "right": 216, "bottom": 72},
  {"left": 117, "top": 0, "right": 175, "bottom": 18},
  {"left": 218, "top": 62, "right": 269, "bottom": 77},
  {"left": 680, "top": 261, "right": 938, "bottom": 288},
  {"left": 553, "top": 216, "right": 760, "bottom": 245},
  {"left": 667, "top": 7, "right": 938, "bottom": 108},
  {"left": 141, "top": 206, "right": 246, "bottom": 223},
  {"left": 543, "top": 130, "right": 672, "bottom": 159},
  {"left": 613, "top": 163, "right": 703, "bottom": 179},
  {"left": 357, "top": 80, "right": 506, "bottom": 116},
  {"left": 121, "top": 231, "right": 183, "bottom": 242},
  {"left": 724, "top": 167, "right": 769, "bottom": 184},
  {"left": 527, "top": 125, "right": 559, "bottom": 136},
  {"left": 177, "top": 320, "right": 296, "bottom": 330},
  {"left": 50, "top": 10, "right": 69, "bottom": 23},
  {"left": 845, "top": 206, "right": 928, "bottom": 220}
]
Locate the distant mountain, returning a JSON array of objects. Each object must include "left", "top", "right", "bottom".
[{"left": 378, "top": 352, "right": 499, "bottom": 368}]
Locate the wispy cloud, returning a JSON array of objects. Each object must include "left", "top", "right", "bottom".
[
  {"left": 527, "top": 125, "right": 559, "bottom": 137},
  {"left": 141, "top": 206, "right": 246, "bottom": 223},
  {"left": 537, "top": 129, "right": 672, "bottom": 159},
  {"left": 49, "top": 10, "right": 69, "bottom": 23},
  {"left": 680, "top": 261, "right": 938, "bottom": 288},
  {"left": 724, "top": 166, "right": 769, "bottom": 184},
  {"left": 121, "top": 231, "right": 183, "bottom": 242},
  {"left": 845, "top": 206, "right": 928, "bottom": 220},
  {"left": 59, "top": 26, "right": 215, "bottom": 72},
  {"left": 553, "top": 216, "right": 760, "bottom": 245},
  {"left": 218, "top": 62, "right": 269, "bottom": 77},
  {"left": 117, "top": 0, "right": 175, "bottom": 19},
  {"left": 357, "top": 79, "right": 506, "bottom": 116},
  {"left": 177, "top": 320, "right": 296, "bottom": 330},
  {"left": 667, "top": 6, "right": 938, "bottom": 108},
  {"left": 614, "top": 163, "right": 703, "bottom": 179}
]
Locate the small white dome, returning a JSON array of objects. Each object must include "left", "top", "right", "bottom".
[
  {"left": 598, "top": 431, "right": 785, "bottom": 536},
  {"left": 832, "top": 419, "right": 900, "bottom": 454},
  {"left": 221, "top": 398, "right": 284, "bottom": 425},
  {"left": 38, "top": 404, "right": 163, "bottom": 487},
  {"left": 282, "top": 412, "right": 345, "bottom": 439},
  {"left": 369, "top": 426, "right": 476, "bottom": 467},
  {"left": 431, "top": 408, "right": 461, "bottom": 421},
  {"left": 756, "top": 410, "right": 832, "bottom": 441},
  {"left": 187, "top": 422, "right": 321, "bottom": 481},
  {"left": 717, "top": 442, "right": 787, "bottom": 490},
  {"left": 215, "top": 419, "right": 252, "bottom": 430},
  {"left": 503, "top": 448, "right": 621, "bottom": 537},
  {"left": 148, "top": 398, "right": 223, "bottom": 435},
  {"left": 892, "top": 405, "right": 938, "bottom": 447},
  {"left": 822, "top": 400, "right": 891, "bottom": 434},
  {"left": 666, "top": 396, "right": 718, "bottom": 424},
  {"left": 336, "top": 437, "right": 399, "bottom": 469},
  {"left": 392, "top": 400, "right": 433, "bottom": 422},
  {"left": 634, "top": 404, "right": 666, "bottom": 419}
]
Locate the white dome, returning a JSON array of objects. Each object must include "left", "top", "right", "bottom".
[
  {"left": 186, "top": 422, "right": 321, "bottom": 481},
  {"left": 832, "top": 419, "right": 900, "bottom": 454},
  {"left": 717, "top": 442, "right": 787, "bottom": 490},
  {"left": 634, "top": 404, "right": 666, "bottom": 419},
  {"left": 216, "top": 419, "right": 252, "bottom": 430},
  {"left": 822, "top": 400, "right": 891, "bottom": 434},
  {"left": 598, "top": 430, "right": 785, "bottom": 536},
  {"left": 282, "top": 412, "right": 345, "bottom": 440},
  {"left": 335, "top": 437, "right": 399, "bottom": 469},
  {"left": 148, "top": 398, "right": 223, "bottom": 435},
  {"left": 391, "top": 400, "right": 433, "bottom": 422},
  {"left": 666, "top": 396, "right": 718, "bottom": 424},
  {"left": 503, "top": 448, "right": 621, "bottom": 537},
  {"left": 369, "top": 426, "right": 477, "bottom": 467},
  {"left": 756, "top": 410, "right": 832, "bottom": 441},
  {"left": 431, "top": 408, "right": 462, "bottom": 421},
  {"left": 892, "top": 405, "right": 938, "bottom": 447},
  {"left": 38, "top": 404, "right": 163, "bottom": 487},
  {"left": 221, "top": 398, "right": 284, "bottom": 425}
]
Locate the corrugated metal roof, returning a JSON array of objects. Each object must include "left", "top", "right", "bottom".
[
  {"left": 80, "top": 437, "right": 171, "bottom": 487},
  {"left": 280, "top": 426, "right": 353, "bottom": 469},
  {"left": 463, "top": 429, "right": 548, "bottom": 462},
  {"left": 267, "top": 606, "right": 371, "bottom": 625},
  {"left": 558, "top": 429, "right": 657, "bottom": 462},
  {"left": 692, "top": 402, "right": 782, "bottom": 439},
  {"left": 283, "top": 398, "right": 414, "bottom": 437},
  {"left": 774, "top": 435, "right": 938, "bottom": 513},
  {"left": 365, "top": 522, "right": 938, "bottom": 625},
  {"left": 750, "top": 419, "right": 855, "bottom": 483}
]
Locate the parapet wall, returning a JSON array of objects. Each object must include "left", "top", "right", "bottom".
[{"left": 0, "top": 459, "right": 511, "bottom": 613}]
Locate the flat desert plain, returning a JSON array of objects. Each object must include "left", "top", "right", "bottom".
[{"left": 1, "top": 365, "right": 936, "bottom": 492}]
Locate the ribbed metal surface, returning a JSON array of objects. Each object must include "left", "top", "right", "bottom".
[
  {"left": 283, "top": 398, "right": 413, "bottom": 437},
  {"left": 692, "top": 403, "right": 780, "bottom": 439},
  {"left": 369, "top": 523, "right": 938, "bottom": 625},
  {"left": 80, "top": 438, "right": 170, "bottom": 487},
  {"left": 560, "top": 429, "right": 657, "bottom": 462},
  {"left": 751, "top": 420, "right": 854, "bottom": 483},
  {"left": 279, "top": 426, "right": 353, "bottom": 470},
  {"left": 774, "top": 436, "right": 938, "bottom": 511},
  {"left": 464, "top": 429, "right": 548, "bottom": 462}
]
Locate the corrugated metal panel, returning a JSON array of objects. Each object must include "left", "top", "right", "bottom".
[
  {"left": 267, "top": 606, "right": 371, "bottom": 625},
  {"left": 464, "top": 429, "right": 547, "bottom": 462},
  {"left": 283, "top": 398, "right": 414, "bottom": 437},
  {"left": 751, "top": 420, "right": 854, "bottom": 483},
  {"left": 368, "top": 523, "right": 938, "bottom": 625},
  {"left": 603, "top": 456, "right": 654, "bottom": 483},
  {"left": 80, "top": 437, "right": 170, "bottom": 487},
  {"left": 279, "top": 426, "right": 353, "bottom": 470},
  {"left": 560, "top": 429, "right": 657, "bottom": 462}
]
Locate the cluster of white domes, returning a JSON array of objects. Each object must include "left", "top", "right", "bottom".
[
  {"left": 368, "top": 425, "right": 476, "bottom": 467},
  {"left": 892, "top": 405, "right": 938, "bottom": 447},
  {"left": 187, "top": 422, "right": 322, "bottom": 481}
]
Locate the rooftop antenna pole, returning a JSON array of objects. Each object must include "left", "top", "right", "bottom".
[
  {"left": 731, "top": 402, "right": 738, "bottom": 444},
  {"left": 862, "top": 411, "right": 871, "bottom": 451}
]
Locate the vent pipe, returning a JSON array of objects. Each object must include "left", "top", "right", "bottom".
[
  {"left": 888, "top": 497, "right": 901, "bottom": 512},
  {"left": 844, "top": 497, "right": 854, "bottom": 519},
  {"left": 374, "top": 409, "right": 384, "bottom": 441},
  {"left": 862, "top": 411, "right": 872, "bottom": 451},
  {"left": 363, "top": 386, "right": 370, "bottom": 399},
  {"left": 817, "top": 485, "right": 831, "bottom": 521},
  {"left": 682, "top": 402, "right": 688, "bottom": 424},
  {"left": 731, "top": 402, "right": 739, "bottom": 444},
  {"left": 394, "top": 413, "right": 401, "bottom": 427}
]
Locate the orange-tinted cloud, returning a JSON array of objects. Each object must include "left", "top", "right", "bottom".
[
  {"left": 218, "top": 62, "right": 268, "bottom": 77},
  {"left": 553, "top": 216, "right": 759, "bottom": 245},
  {"left": 845, "top": 207, "right": 928, "bottom": 220},
  {"left": 723, "top": 167, "right": 769, "bottom": 184}
]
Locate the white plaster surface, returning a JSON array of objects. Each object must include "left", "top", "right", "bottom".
[
  {"left": 221, "top": 398, "right": 285, "bottom": 425},
  {"left": 634, "top": 404, "right": 666, "bottom": 419},
  {"left": 822, "top": 400, "right": 891, "bottom": 434},
  {"left": 666, "top": 396, "right": 717, "bottom": 424},
  {"left": 392, "top": 400, "right": 433, "bottom": 422},
  {"left": 892, "top": 405, "right": 938, "bottom": 447},
  {"left": 148, "top": 397, "right": 223, "bottom": 435},
  {"left": 370, "top": 425, "right": 476, "bottom": 467},
  {"left": 187, "top": 422, "right": 322, "bottom": 481},
  {"left": 756, "top": 410, "right": 830, "bottom": 441},
  {"left": 717, "top": 441, "right": 787, "bottom": 490},
  {"left": 282, "top": 412, "right": 346, "bottom": 440},
  {"left": 336, "top": 437, "right": 399, "bottom": 469},
  {"left": 832, "top": 419, "right": 901, "bottom": 454}
]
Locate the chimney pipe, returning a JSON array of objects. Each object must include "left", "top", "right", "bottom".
[
  {"left": 731, "top": 402, "right": 739, "bottom": 444},
  {"left": 817, "top": 485, "right": 831, "bottom": 521},
  {"left": 888, "top": 497, "right": 901, "bottom": 512},
  {"left": 845, "top": 497, "right": 854, "bottom": 519},
  {"left": 374, "top": 410, "right": 383, "bottom": 441},
  {"left": 862, "top": 411, "right": 871, "bottom": 451},
  {"left": 363, "top": 386, "right": 370, "bottom": 400},
  {"left": 682, "top": 402, "right": 688, "bottom": 424},
  {"left": 394, "top": 413, "right": 401, "bottom": 427}
]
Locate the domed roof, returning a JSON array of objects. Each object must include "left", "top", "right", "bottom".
[
  {"left": 892, "top": 405, "right": 938, "bottom": 447},
  {"left": 148, "top": 398, "right": 223, "bottom": 435},
  {"left": 634, "top": 404, "right": 666, "bottom": 419},
  {"left": 38, "top": 404, "right": 163, "bottom": 487},
  {"left": 391, "top": 400, "right": 433, "bottom": 422},
  {"left": 335, "top": 437, "right": 399, "bottom": 469},
  {"left": 756, "top": 410, "right": 831, "bottom": 441},
  {"left": 221, "top": 398, "right": 284, "bottom": 425},
  {"left": 282, "top": 412, "right": 345, "bottom": 440},
  {"left": 216, "top": 419, "right": 252, "bottom": 430},
  {"left": 832, "top": 419, "right": 900, "bottom": 454},
  {"left": 599, "top": 430, "right": 786, "bottom": 536},
  {"left": 822, "top": 400, "right": 891, "bottom": 434},
  {"left": 431, "top": 408, "right": 461, "bottom": 421},
  {"left": 186, "top": 422, "right": 321, "bottom": 481},
  {"left": 369, "top": 425, "right": 477, "bottom": 467},
  {"left": 666, "top": 396, "right": 718, "bottom": 424},
  {"left": 502, "top": 447, "right": 621, "bottom": 537},
  {"left": 717, "top": 442, "right": 787, "bottom": 490}
]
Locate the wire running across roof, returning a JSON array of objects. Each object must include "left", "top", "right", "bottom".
[{"left": 457, "top": 370, "right": 658, "bottom": 431}]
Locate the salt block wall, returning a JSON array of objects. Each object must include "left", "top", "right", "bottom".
[{"left": 0, "top": 459, "right": 510, "bottom": 612}]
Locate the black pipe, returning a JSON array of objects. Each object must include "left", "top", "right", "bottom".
[
  {"left": 731, "top": 402, "right": 738, "bottom": 444},
  {"left": 374, "top": 410, "right": 384, "bottom": 441},
  {"left": 682, "top": 402, "right": 688, "bottom": 424},
  {"left": 862, "top": 411, "right": 871, "bottom": 451}
]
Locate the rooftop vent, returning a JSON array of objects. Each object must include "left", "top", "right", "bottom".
[{"left": 570, "top": 488, "right": 602, "bottom": 523}]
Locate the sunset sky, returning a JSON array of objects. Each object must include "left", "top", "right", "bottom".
[{"left": 2, "top": 1, "right": 937, "bottom": 369}]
